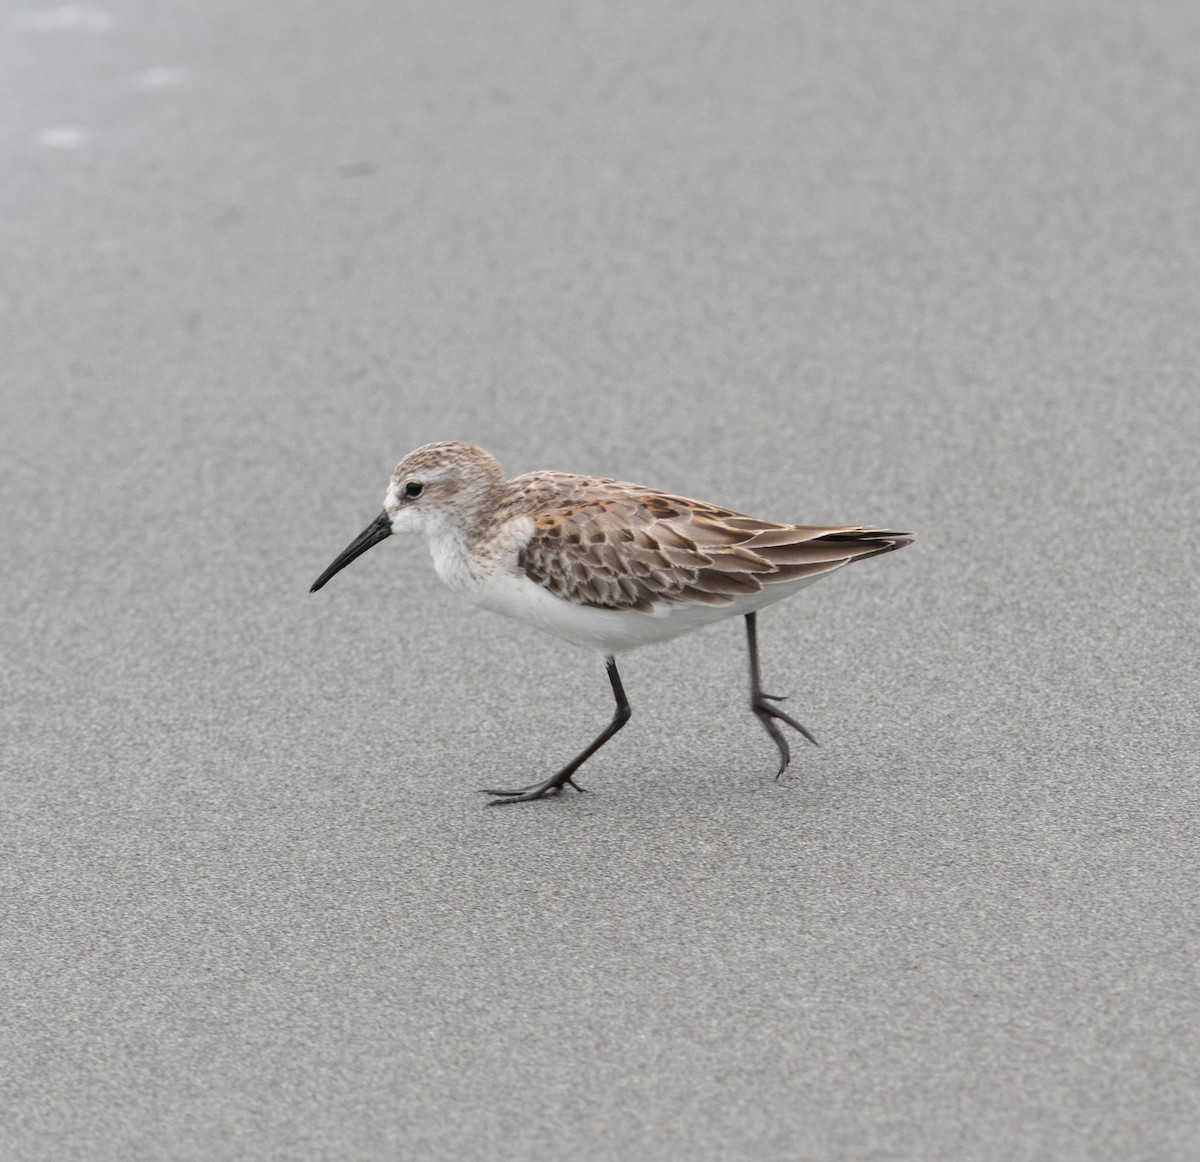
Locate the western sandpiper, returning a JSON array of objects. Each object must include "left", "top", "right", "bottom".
[{"left": 312, "top": 441, "right": 912, "bottom": 804}]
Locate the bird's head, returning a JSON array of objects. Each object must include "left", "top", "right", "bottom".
[{"left": 310, "top": 441, "right": 503, "bottom": 592}]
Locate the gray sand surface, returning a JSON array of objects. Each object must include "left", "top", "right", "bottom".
[{"left": 3, "top": 2, "right": 1198, "bottom": 1158}]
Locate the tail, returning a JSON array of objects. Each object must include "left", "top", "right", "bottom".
[
  {"left": 812, "top": 528, "right": 914, "bottom": 562},
  {"left": 716, "top": 523, "right": 913, "bottom": 587}
]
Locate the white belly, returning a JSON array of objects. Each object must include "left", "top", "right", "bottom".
[
  {"left": 460, "top": 565, "right": 834, "bottom": 653},
  {"left": 423, "top": 518, "right": 842, "bottom": 653}
]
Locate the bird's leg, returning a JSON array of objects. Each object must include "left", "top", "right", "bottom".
[
  {"left": 745, "top": 612, "right": 817, "bottom": 778},
  {"left": 482, "top": 655, "right": 631, "bottom": 804}
]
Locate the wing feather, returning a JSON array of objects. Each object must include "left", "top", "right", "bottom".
[{"left": 510, "top": 475, "right": 911, "bottom": 611}]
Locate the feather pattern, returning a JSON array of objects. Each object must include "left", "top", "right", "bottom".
[{"left": 500, "top": 472, "right": 912, "bottom": 613}]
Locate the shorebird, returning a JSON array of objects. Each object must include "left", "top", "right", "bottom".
[{"left": 312, "top": 441, "right": 912, "bottom": 804}]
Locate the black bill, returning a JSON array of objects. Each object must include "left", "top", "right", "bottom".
[{"left": 310, "top": 510, "right": 392, "bottom": 592}]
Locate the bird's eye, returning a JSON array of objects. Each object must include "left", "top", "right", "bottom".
[{"left": 405, "top": 481, "right": 424, "bottom": 498}]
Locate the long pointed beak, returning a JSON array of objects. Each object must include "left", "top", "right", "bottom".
[{"left": 310, "top": 510, "right": 392, "bottom": 592}]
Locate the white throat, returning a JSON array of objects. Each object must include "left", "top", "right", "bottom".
[{"left": 421, "top": 523, "right": 475, "bottom": 595}]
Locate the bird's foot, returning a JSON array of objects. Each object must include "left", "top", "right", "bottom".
[
  {"left": 480, "top": 773, "right": 588, "bottom": 805},
  {"left": 751, "top": 693, "right": 818, "bottom": 779}
]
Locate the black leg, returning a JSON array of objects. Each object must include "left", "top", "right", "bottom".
[
  {"left": 482, "top": 655, "right": 631, "bottom": 804},
  {"left": 746, "top": 612, "right": 817, "bottom": 778}
]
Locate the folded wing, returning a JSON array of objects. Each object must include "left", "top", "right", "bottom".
[{"left": 514, "top": 476, "right": 912, "bottom": 612}]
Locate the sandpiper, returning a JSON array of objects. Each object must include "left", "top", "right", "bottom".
[{"left": 312, "top": 441, "right": 912, "bottom": 804}]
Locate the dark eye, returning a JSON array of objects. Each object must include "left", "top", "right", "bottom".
[{"left": 405, "top": 480, "right": 424, "bottom": 498}]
